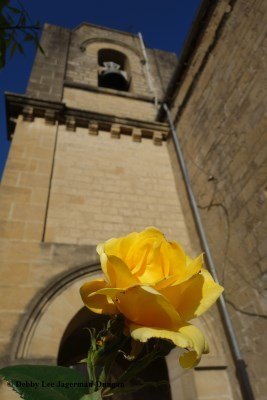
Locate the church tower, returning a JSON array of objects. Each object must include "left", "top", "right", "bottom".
[{"left": 1, "top": 21, "right": 235, "bottom": 399}]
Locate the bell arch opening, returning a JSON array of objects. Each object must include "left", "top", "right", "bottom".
[
  {"left": 98, "top": 48, "right": 130, "bottom": 91},
  {"left": 57, "top": 307, "right": 172, "bottom": 400}
]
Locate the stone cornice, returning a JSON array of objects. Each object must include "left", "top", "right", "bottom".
[{"left": 5, "top": 92, "right": 168, "bottom": 142}]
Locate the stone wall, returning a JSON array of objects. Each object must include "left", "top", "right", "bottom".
[
  {"left": 26, "top": 22, "right": 177, "bottom": 106},
  {"left": 169, "top": 0, "right": 267, "bottom": 398},
  {"left": 44, "top": 125, "right": 192, "bottom": 248},
  {"left": 26, "top": 24, "right": 70, "bottom": 101},
  {"left": 63, "top": 87, "right": 157, "bottom": 121},
  {"left": 0, "top": 115, "right": 232, "bottom": 400},
  {"left": 67, "top": 23, "right": 177, "bottom": 100}
]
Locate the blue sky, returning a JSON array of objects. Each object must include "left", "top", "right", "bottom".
[{"left": 0, "top": 0, "right": 201, "bottom": 179}]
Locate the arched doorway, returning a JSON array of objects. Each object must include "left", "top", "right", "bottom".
[
  {"left": 11, "top": 263, "right": 233, "bottom": 400},
  {"left": 57, "top": 307, "right": 172, "bottom": 400}
]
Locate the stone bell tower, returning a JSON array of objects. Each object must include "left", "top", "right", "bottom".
[{"left": 1, "top": 22, "right": 234, "bottom": 400}]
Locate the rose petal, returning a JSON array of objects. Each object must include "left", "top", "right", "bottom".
[
  {"left": 178, "top": 324, "right": 209, "bottom": 368},
  {"left": 98, "top": 253, "right": 139, "bottom": 287},
  {"left": 128, "top": 322, "right": 208, "bottom": 368},
  {"left": 102, "top": 232, "right": 138, "bottom": 262},
  {"left": 167, "top": 241, "right": 187, "bottom": 276},
  {"left": 105, "top": 255, "right": 139, "bottom": 288},
  {"left": 135, "top": 241, "right": 165, "bottom": 284},
  {"left": 125, "top": 227, "right": 165, "bottom": 280},
  {"left": 160, "top": 269, "right": 223, "bottom": 321},
  {"left": 112, "top": 285, "right": 181, "bottom": 330},
  {"left": 80, "top": 279, "right": 118, "bottom": 314},
  {"left": 155, "top": 254, "right": 203, "bottom": 290}
]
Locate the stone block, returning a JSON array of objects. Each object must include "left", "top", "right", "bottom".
[
  {"left": 24, "top": 222, "right": 44, "bottom": 241},
  {"left": 153, "top": 132, "right": 163, "bottom": 146},
  {"left": 12, "top": 203, "right": 46, "bottom": 222},
  {"left": 22, "top": 106, "right": 34, "bottom": 122},
  {"left": 0, "top": 186, "right": 32, "bottom": 202},
  {"left": 45, "top": 110, "right": 56, "bottom": 125},
  {"left": 110, "top": 124, "right": 121, "bottom": 139},
  {"left": 0, "top": 221, "right": 25, "bottom": 239},
  {"left": 66, "top": 117, "right": 76, "bottom": 131},
  {"left": 88, "top": 121, "right": 98, "bottom": 135},
  {"left": 132, "top": 128, "right": 142, "bottom": 142}
]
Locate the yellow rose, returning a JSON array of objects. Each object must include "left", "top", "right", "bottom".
[{"left": 80, "top": 227, "right": 223, "bottom": 368}]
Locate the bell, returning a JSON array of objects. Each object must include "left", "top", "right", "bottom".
[{"left": 99, "top": 61, "right": 129, "bottom": 91}]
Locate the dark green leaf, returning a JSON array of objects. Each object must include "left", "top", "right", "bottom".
[
  {"left": 0, "top": 37, "right": 6, "bottom": 68},
  {"left": 0, "top": 365, "right": 88, "bottom": 400},
  {"left": 21, "top": 15, "right": 26, "bottom": 26},
  {"left": 7, "top": 6, "right": 21, "bottom": 14},
  {"left": 80, "top": 392, "right": 102, "bottom": 400},
  {"left": 117, "top": 348, "right": 162, "bottom": 384},
  {"left": 10, "top": 41, "right": 16, "bottom": 57},
  {"left": 33, "top": 33, "right": 44, "bottom": 55},
  {"left": 4, "top": 37, "right": 11, "bottom": 49},
  {"left": 37, "top": 43, "right": 45, "bottom": 54},
  {"left": 17, "top": 42, "right": 24, "bottom": 54},
  {"left": 18, "top": 43, "right": 24, "bottom": 54},
  {"left": 24, "top": 33, "right": 33, "bottom": 42},
  {"left": 98, "top": 349, "right": 117, "bottom": 383}
]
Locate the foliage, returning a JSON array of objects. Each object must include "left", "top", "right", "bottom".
[
  {"left": 0, "top": 365, "right": 88, "bottom": 400},
  {"left": 0, "top": 316, "right": 169, "bottom": 399},
  {"left": 0, "top": 0, "right": 43, "bottom": 69}
]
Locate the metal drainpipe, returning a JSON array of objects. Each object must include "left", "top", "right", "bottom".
[
  {"left": 163, "top": 103, "right": 254, "bottom": 400},
  {"left": 138, "top": 32, "right": 158, "bottom": 108}
]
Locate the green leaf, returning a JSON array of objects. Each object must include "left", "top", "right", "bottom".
[
  {"left": 0, "top": 365, "right": 88, "bottom": 400},
  {"left": 87, "top": 329, "right": 97, "bottom": 378},
  {"left": 80, "top": 392, "right": 102, "bottom": 400}
]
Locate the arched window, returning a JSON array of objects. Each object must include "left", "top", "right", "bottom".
[{"left": 98, "top": 49, "right": 130, "bottom": 91}]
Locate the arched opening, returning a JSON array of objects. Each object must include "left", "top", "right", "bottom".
[
  {"left": 58, "top": 307, "right": 172, "bottom": 400},
  {"left": 10, "top": 261, "right": 233, "bottom": 400},
  {"left": 98, "top": 48, "right": 130, "bottom": 91}
]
